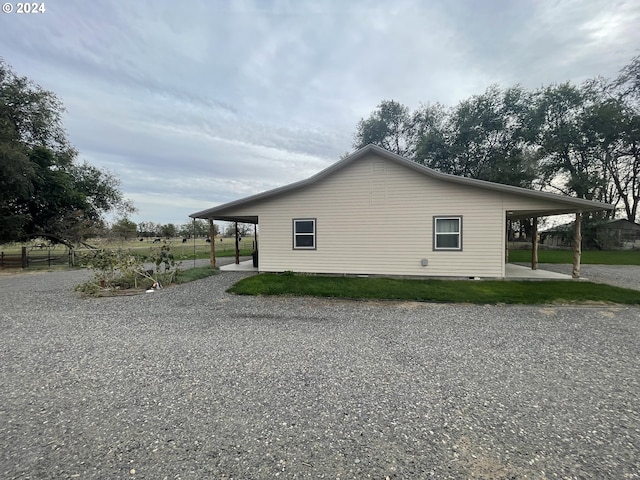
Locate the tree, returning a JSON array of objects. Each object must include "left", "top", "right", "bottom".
[
  {"left": 179, "top": 219, "right": 215, "bottom": 238},
  {"left": 352, "top": 57, "right": 640, "bottom": 221},
  {"left": 616, "top": 55, "right": 640, "bottom": 97},
  {"left": 532, "top": 71, "right": 638, "bottom": 221},
  {"left": 531, "top": 82, "right": 607, "bottom": 202},
  {"left": 224, "top": 222, "right": 252, "bottom": 237},
  {"left": 354, "top": 90, "right": 538, "bottom": 188},
  {"left": 138, "top": 221, "right": 159, "bottom": 239},
  {"left": 110, "top": 218, "right": 137, "bottom": 241},
  {"left": 353, "top": 100, "right": 413, "bottom": 156},
  {"left": 160, "top": 223, "right": 177, "bottom": 238},
  {"left": 606, "top": 56, "right": 640, "bottom": 222},
  {"left": 415, "top": 86, "right": 538, "bottom": 187},
  {"left": 0, "top": 59, "right": 134, "bottom": 243}
]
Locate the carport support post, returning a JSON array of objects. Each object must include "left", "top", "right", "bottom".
[
  {"left": 235, "top": 221, "right": 240, "bottom": 265},
  {"left": 505, "top": 219, "right": 510, "bottom": 263},
  {"left": 531, "top": 217, "right": 538, "bottom": 270},
  {"left": 572, "top": 212, "right": 582, "bottom": 278},
  {"left": 208, "top": 219, "right": 216, "bottom": 268}
]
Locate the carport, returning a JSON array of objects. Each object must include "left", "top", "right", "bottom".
[
  {"left": 506, "top": 205, "right": 612, "bottom": 279},
  {"left": 191, "top": 214, "right": 258, "bottom": 269}
]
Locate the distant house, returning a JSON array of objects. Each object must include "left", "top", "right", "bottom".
[
  {"left": 542, "top": 218, "right": 640, "bottom": 250},
  {"left": 191, "top": 145, "right": 613, "bottom": 278}
]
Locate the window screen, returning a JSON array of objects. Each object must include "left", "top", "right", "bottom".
[
  {"left": 434, "top": 217, "right": 462, "bottom": 250},
  {"left": 293, "top": 219, "right": 316, "bottom": 249}
]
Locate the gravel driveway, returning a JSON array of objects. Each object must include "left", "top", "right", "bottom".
[
  {"left": 1, "top": 268, "right": 639, "bottom": 479},
  {"left": 536, "top": 263, "right": 640, "bottom": 291}
]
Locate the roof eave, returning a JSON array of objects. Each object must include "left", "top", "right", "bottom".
[{"left": 189, "top": 144, "right": 615, "bottom": 218}]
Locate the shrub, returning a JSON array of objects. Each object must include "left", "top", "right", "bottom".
[{"left": 77, "top": 242, "right": 181, "bottom": 294}]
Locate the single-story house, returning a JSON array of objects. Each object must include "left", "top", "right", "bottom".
[
  {"left": 190, "top": 145, "right": 614, "bottom": 278},
  {"left": 542, "top": 218, "right": 640, "bottom": 249}
]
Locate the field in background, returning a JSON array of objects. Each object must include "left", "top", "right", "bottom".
[
  {"left": 85, "top": 236, "right": 256, "bottom": 260},
  {"left": 0, "top": 236, "right": 256, "bottom": 269}
]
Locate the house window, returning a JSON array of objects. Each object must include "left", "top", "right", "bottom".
[
  {"left": 434, "top": 216, "right": 462, "bottom": 250},
  {"left": 293, "top": 219, "right": 316, "bottom": 249}
]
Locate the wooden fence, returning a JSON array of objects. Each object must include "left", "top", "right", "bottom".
[
  {"left": 0, "top": 247, "right": 72, "bottom": 269},
  {"left": 0, "top": 249, "right": 26, "bottom": 269}
]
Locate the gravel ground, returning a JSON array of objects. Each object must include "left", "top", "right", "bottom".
[
  {"left": 1, "top": 267, "right": 639, "bottom": 479},
  {"left": 535, "top": 263, "right": 640, "bottom": 291}
]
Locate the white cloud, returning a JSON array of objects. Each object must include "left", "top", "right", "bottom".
[{"left": 1, "top": 0, "right": 639, "bottom": 225}]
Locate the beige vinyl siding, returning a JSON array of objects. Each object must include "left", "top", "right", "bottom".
[{"left": 222, "top": 153, "right": 509, "bottom": 277}]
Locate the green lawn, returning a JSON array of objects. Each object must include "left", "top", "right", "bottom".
[
  {"left": 175, "top": 266, "right": 219, "bottom": 283},
  {"left": 508, "top": 249, "right": 640, "bottom": 265},
  {"left": 228, "top": 273, "right": 640, "bottom": 305}
]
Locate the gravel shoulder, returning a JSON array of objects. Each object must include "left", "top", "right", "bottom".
[
  {"left": 535, "top": 263, "right": 640, "bottom": 291},
  {"left": 0, "top": 268, "right": 639, "bottom": 479}
]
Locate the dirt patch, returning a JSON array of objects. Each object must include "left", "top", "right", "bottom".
[{"left": 454, "top": 436, "right": 539, "bottom": 479}]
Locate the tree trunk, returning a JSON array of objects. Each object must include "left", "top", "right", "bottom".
[
  {"left": 572, "top": 213, "right": 582, "bottom": 278},
  {"left": 235, "top": 222, "right": 240, "bottom": 265},
  {"left": 531, "top": 217, "right": 538, "bottom": 270},
  {"left": 505, "top": 219, "right": 510, "bottom": 263},
  {"left": 209, "top": 219, "right": 216, "bottom": 268}
]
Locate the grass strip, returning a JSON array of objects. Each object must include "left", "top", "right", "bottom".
[
  {"left": 175, "top": 266, "right": 219, "bottom": 283},
  {"left": 228, "top": 273, "right": 640, "bottom": 305},
  {"left": 508, "top": 249, "right": 640, "bottom": 265}
]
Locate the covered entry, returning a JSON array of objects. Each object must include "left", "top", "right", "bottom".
[
  {"left": 506, "top": 210, "right": 594, "bottom": 279},
  {"left": 191, "top": 214, "right": 258, "bottom": 269}
]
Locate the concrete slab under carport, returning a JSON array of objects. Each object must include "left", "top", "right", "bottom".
[
  {"left": 219, "top": 259, "right": 258, "bottom": 272},
  {"left": 505, "top": 263, "right": 580, "bottom": 280},
  {"left": 220, "top": 259, "right": 578, "bottom": 281}
]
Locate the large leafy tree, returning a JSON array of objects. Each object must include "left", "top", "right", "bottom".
[
  {"left": 530, "top": 82, "right": 608, "bottom": 201},
  {"left": 355, "top": 87, "right": 539, "bottom": 188},
  {"left": 533, "top": 70, "right": 639, "bottom": 221},
  {"left": 0, "top": 59, "right": 134, "bottom": 243},
  {"left": 605, "top": 56, "right": 640, "bottom": 222},
  {"left": 351, "top": 58, "right": 640, "bottom": 222},
  {"left": 416, "top": 85, "right": 538, "bottom": 187},
  {"left": 353, "top": 100, "right": 414, "bottom": 156}
]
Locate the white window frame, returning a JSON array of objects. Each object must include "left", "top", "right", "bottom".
[
  {"left": 433, "top": 216, "right": 463, "bottom": 251},
  {"left": 293, "top": 218, "right": 316, "bottom": 250}
]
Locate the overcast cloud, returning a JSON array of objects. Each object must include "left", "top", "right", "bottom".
[{"left": 1, "top": 0, "right": 639, "bottom": 226}]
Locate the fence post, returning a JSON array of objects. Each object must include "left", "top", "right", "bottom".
[
  {"left": 1, "top": 251, "right": 4, "bottom": 268},
  {"left": 22, "top": 246, "right": 27, "bottom": 268}
]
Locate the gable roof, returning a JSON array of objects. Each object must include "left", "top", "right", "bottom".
[{"left": 190, "top": 144, "right": 614, "bottom": 221}]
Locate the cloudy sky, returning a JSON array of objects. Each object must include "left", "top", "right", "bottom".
[{"left": 1, "top": 0, "right": 639, "bottom": 227}]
